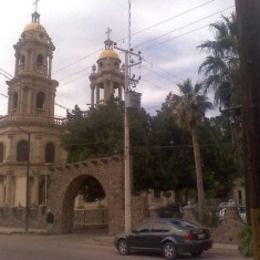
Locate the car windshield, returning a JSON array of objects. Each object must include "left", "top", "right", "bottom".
[{"left": 170, "top": 219, "right": 198, "bottom": 230}]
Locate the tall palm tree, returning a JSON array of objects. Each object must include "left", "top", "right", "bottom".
[
  {"left": 198, "top": 14, "right": 240, "bottom": 108},
  {"left": 167, "top": 79, "right": 213, "bottom": 221}
]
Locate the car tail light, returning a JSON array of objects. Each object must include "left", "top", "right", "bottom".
[{"left": 184, "top": 231, "right": 193, "bottom": 241}]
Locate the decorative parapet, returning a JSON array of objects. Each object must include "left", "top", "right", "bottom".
[
  {"left": 47, "top": 155, "right": 122, "bottom": 173},
  {"left": 0, "top": 114, "right": 65, "bottom": 128}
]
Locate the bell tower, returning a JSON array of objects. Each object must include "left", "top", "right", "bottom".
[
  {"left": 0, "top": 10, "right": 66, "bottom": 209},
  {"left": 89, "top": 28, "right": 124, "bottom": 106},
  {"left": 7, "top": 11, "right": 57, "bottom": 117}
]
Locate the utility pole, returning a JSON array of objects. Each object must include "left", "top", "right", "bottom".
[
  {"left": 114, "top": 44, "right": 142, "bottom": 232},
  {"left": 235, "top": 1, "right": 260, "bottom": 258}
]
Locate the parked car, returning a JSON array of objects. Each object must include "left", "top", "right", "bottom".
[{"left": 114, "top": 218, "right": 213, "bottom": 259}]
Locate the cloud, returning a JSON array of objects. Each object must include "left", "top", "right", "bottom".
[{"left": 0, "top": 0, "right": 235, "bottom": 117}]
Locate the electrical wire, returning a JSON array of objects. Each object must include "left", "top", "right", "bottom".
[
  {"left": 131, "top": 0, "right": 216, "bottom": 38},
  {"left": 52, "top": 0, "right": 218, "bottom": 74},
  {"left": 0, "top": 68, "right": 12, "bottom": 78},
  {"left": 135, "top": 6, "right": 234, "bottom": 49},
  {"left": 54, "top": 49, "right": 102, "bottom": 74},
  {"left": 58, "top": 65, "right": 92, "bottom": 83},
  {"left": 54, "top": 7, "right": 234, "bottom": 87}
]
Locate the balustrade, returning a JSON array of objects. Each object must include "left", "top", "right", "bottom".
[{"left": 0, "top": 114, "right": 65, "bottom": 127}]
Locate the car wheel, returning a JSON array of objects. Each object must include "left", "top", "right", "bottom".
[
  {"left": 118, "top": 239, "right": 129, "bottom": 255},
  {"left": 191, "top": 250, "right": 203, "bottom": 257},
  {"left": 162, "top": 241, "right": 177, "bottom": 260}
]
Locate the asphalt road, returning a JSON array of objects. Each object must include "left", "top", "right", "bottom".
[{"left": 0, "top": 234, "right": 247, "bottom": 260}]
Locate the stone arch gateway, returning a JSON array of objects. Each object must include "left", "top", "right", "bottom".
[{"left": 47, "top": 156, "right": 125, "bottom": 234}]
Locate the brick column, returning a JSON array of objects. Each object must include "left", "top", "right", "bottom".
[
  {"left": 0, "top": 176, "right": 4, "bottom": 206},
  {"left": 96, "top": 86, "right": 100, "bottom": 104},
  {"left": 32, "top": 173, "right": 40, "bottom": 206},
  {"left": 5, "top": 171, "right": 13, "bottom": 206},
  {"left": 35, "top": 135, "right": 42, "bottom": 163},
  {"left": 91, "top": 85, "right": 95, "bottom": 107},
  {"left": 5, "top": 134, "right": 14, "bottom": 162}
]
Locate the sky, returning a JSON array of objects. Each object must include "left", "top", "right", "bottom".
[{"left": 0, "top": 0, "right": 235, "bottom": 117}]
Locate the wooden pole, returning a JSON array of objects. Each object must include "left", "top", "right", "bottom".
[{"left": 235, "top": 1, "right": 260, "bottom": 258}]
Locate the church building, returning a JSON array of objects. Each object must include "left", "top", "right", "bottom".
[{"left": 0, "top": 10, "right": 124, "bottom": 208}]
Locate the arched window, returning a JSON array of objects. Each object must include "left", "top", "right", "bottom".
[
  {"left": 45, "top": 143, "right": 55, "bottom": 163},
  {"left": 36, "top": 92, "right": 45, "bottom": 110},
  {"left": 13, "top": 92, "right": 18, "bottom": 110},
  {"left": 0, "top": 143, "right": 4, "bottom": 162},
  {"left": 37, "top": 54, "right": 44, "bottom": 65},
  {"left": 17, "top": 140, "right": 28, "bottom": 162},
  {"left": 20, "top": 55, "right": 25, "bottom": 65}
]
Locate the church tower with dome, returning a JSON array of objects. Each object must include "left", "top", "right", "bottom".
[
  {"left": 89, "top": 29, "right": 125, "bottom": 107},
  {"left": 0, "top": 11, "right": 67, "bottom": 207}
]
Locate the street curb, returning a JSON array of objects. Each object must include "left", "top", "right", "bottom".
[{"left": 0, "top": 231, "right": 244, "bottom": 257}]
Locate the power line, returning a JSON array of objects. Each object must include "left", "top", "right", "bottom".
[
  {"left": 54, "top": 49, "right": 102, "bottom": 74},
  {"left": 136, "top": 5, "right": 234, "bottom": 49},
  {"left": 142, "top": 64, "right": 177, "bottom": 85},
  {"left": 61, "top": 72, "right": 89, "bottom": 87},
  {"left": 141, "top": 77, "right": 172, "bottom": 91},
  {"left": 131, "top": 0, "right": 216, "bottom": 38},
  {"left": 0, "top": 93, "right": 8, "bottom": 98},
  {"left": 0, "top": 71, "right": 11, "bottom": 80},
  {"left": 52, "top": 0, "right": 217, "bottom": 75},
  {"left": 143, "top": 59, "right": 179, "bottom": 82},
  {"left": 0, "top": 68, "right": 12, "bottom": 78},
  {"left": 58, "top": 65, "right": 92, "bottom": 83},
  {"left": 54, "top": 7, "right": 234, "bottom": 87},
  {"left": 145, "top": 24, "right": 210, "bottom": 51}
]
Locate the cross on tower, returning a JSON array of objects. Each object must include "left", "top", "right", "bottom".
[
  {"left": 32, "top": 0, "right": 40, "bottom": 12},
  {"left": 106, "top": 27, "right": 112, "bottom": 40}
]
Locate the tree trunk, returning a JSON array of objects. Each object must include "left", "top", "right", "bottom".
[{"left": 191, "top": 128, "right": 205, "bottom": 222}]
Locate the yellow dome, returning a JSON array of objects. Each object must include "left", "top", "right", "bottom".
[
  {"left": 99, "top": 49, "right": 119, "bottom": 59},
  {"left": 24, "top": 22, "right": 47, "bottom": 33}
]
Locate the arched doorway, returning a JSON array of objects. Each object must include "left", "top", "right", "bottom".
[
  {"left": 47, "top": 156, "right": 125, "bottom": 234},
  {"left": 68, "top": 175, "right": 107, "bottom": 232}
]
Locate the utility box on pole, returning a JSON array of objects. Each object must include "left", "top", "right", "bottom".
[{"left": 125, "top": 91, "right": 141, "bottom": 109}]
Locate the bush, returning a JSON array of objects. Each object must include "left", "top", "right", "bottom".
[{"left": 238, "top": 225, "right": 253, "bottom": 257}]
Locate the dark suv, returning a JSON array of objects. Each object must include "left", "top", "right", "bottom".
[{"left": 114, "top": 218, "right": 213, "bottom": 259}]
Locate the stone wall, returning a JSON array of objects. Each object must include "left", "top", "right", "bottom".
[{"left": 132, "top": 194, "right": 149, "bottom": 229}]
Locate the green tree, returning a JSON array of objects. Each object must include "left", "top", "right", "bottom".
[
  {"left": 198, "top": 14, "right": 240, "bottom": 108},
  {"left": 167, "top": 78, "right": 213, "bottom": 221},
  {"left": 199, "top": 117, "right": 240, "bottom": 198},
  {"left": 62, "top": 100, "right": 153, "bottom": 192},
  {"left": 147, "top": 103, "right": 195, "bottom": 197},
  {"left": 63, "top": 100, "right": 124, "bottom": 162}
]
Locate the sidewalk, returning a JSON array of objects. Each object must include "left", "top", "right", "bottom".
[
  {"left": 0, "top": 227, "right": 47, "bottom": 235},
  {"left": 0, "top": 227, "right": 243, "bottom": 257}
]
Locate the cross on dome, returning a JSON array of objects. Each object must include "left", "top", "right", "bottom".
[
  {"left": 104, "top": 27, "right": 114, "bottom": 50},
  {"left": 32, "top": 0, "right": 40, "bottom": 13},
  {"left": 106, "top": 27, "right": 112, "bottom": 40}
]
